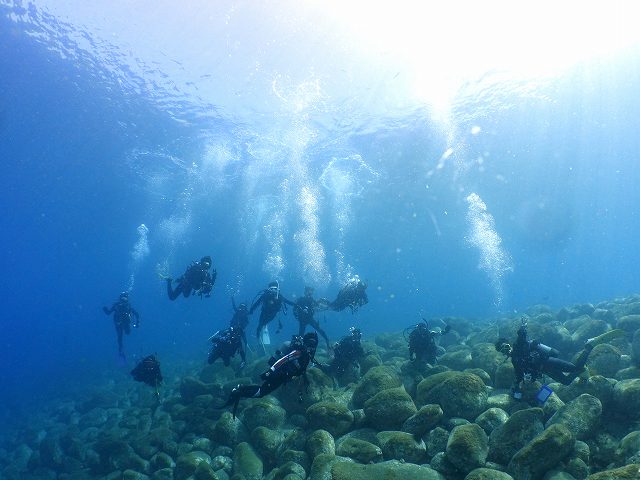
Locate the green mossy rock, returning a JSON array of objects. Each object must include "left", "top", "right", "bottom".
[
  {"left": 308, "top": 453, "right": 351, "bottom": 480},
  {"left": 264, "top": 461, "right": 306, "bottom": 480},
  {"left": 546, "top": 394, "right": 602, "bottom": 441},
  {"left": 402, "top": 404, "right": 443, "bottom": 438},
  {"left": 336, "top": 438, "right": 383, "bottom": 464},
  {"left": 278, "top": 450, "right": 310, "bottom": 472},
  {"left": 617, "top": 315, "right": 640, "bottom": 334},
  {"left": 464, "top": 467, "right": 514, "bottom": 480},
  {"left": 376, "top": 431, "right": 427, "bottom": 464},
  {"left": 488, "top": 408, "right": 545, "bottom": 465},
  {"left": 586, "top": 464, "right": 640, "bottom": 479},
  {"left": 363, "top": 387, "right": 417, "bottom": 431},
  {"left": 213, "top": 412, "right": 246, "bottom": 447},
  {"left": 475, "top": 408, "right": 509, "bottom": 436},
  {"left": 613, "top": 379, "right": 640, "bottom": 419},
  {"left": 331, "top": 460, "right": 444, "bottom": 480},
  {"left": 632, "top": 330, "right": 640, "bottom": 365},
  {"left": 180, "top": 377, "right": 222, "bottom": 404},
  {"left": 588, "top": 344, "right": 622, "bottom": 378},
  {"left": 571, "top": 320, "right": 608, "bottom": 345},
  {"left": 438, "top": 348, "right": 473, "bottom": 371},
  {"left": 471, "top": 343, "right": 505, "bottom": 378},
  {"left": 175, "top": 451, "right": 211, "bottom": 480},
  {"left": 352, "top": 366, "right": 402, "bottom": 409},
  {"left": 194, "top": 461, "right": 220, "bottom": 480},
  {"left": 508, "top": 424, "right": 575, "bottom": 480},
  {"left": 306, "top": 430, "right": 336, "bottom": 458},
  {"left": 123, "top": 470, "right": 151, "bottom": 480},
  {"left": 233, "top": 442, "right": 262, "bottom": 480},
  {"left": 416, "top": 371, "right": 459, "bottom": 405},
  {"left": 151, "top": 468, "right": 173, "bottom": 480},
  {"left": 250, "top": 426, "right": 283, "bottom": 463},
  {"left": 241, "top": 399, "right": 286, "bottom": 431},
  {"left": 445, "top": 423, "right": 488, "bottom": 474},
  {"left": 426, "top": 427, "right": 450, "bottom": 459},
  {"left": 150, "top": 452, "right": 175, "bottom": 470},
  {"left": 420, "top": 372, "right": 488, "bottom": 420},
  {"left": 306, "top": 402, "right": 354, "bottom": 437}
]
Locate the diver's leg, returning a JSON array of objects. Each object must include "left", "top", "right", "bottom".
[
  {"left": 256, "top": 321, "right": 265, "bottom": 354},
  {"left": 544, "top": 357, "right": 581, "bottom": 385},
  {"left": 311, "top": 320, "right": 331, "bottom": 350},
  {"left": 116, "top": 324, "right": 124, "bottom": 354},
  {"left": 298, "top": 321, "right": 306, "bottom": 337}
]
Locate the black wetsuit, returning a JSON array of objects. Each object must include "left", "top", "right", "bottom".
[
  {"left": 330, "top": 280, "right": 368, "bottom": 313},
  {"left": 325, "top": 334, "right": 365, "bottom": 376},
  {"left": 103, "top": 299, "right": 139, "bottom": 355},
  {"left": 294, "top": 294, "right": 331, "bottom": 349},
  {"left": 131, "top": 354, "right": 163, "bottom": 389},
  {"left": 208, "top": 328, "right": 246, "bottom": 367},
  {"left": 230, "top": 299, "right": 249, "bottom": 349},
  {"left": 510, "top": 327, "right": 592, "bottom": 394},
  {"left": 223, "top": 342, "right": 315, "bottom": 417},
  {"left": 409, "top": 324, "right": 449, "bottom": 364},
  {"left": 250, "top": 287, "right": 295, "bottom": 344},
  {"left": 167, "top": 260, "right": 216, "bottom": 300}
]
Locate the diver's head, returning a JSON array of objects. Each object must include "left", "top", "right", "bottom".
[
  {"left": 304, "top": 286, "right": 314, "bottom": 297},
  {"left": 119, "top": 291, "right": 129, "bottom": 301},
  {"left": 268, "top": 281, "right": 280, "bottom": 295},
  {"left": 349, "top": 326, "right": 362, "bottom": 340},
  {"left": 303, "top": 331, "right": 319, "bottom": 352},
  {"left": 200, "top": 256, "right": 212, "bottom": 269},
  {"left": 290, "top": 335, "right": 304, "bottom": 349},
  {"left": 495, "top": 338, "right": 513, "bottom": 356},
  {"left": 416, "top": 322, "right": 428, "bottom": 331}
]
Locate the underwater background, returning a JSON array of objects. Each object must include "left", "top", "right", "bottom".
[{"left": 2, "top": 0, "right": 640, "bottom": 468}]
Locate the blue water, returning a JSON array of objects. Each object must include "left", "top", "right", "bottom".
[{"left": 2, "top": 2, "right": 640, "bottom": 436}]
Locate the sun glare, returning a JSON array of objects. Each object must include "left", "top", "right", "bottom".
[{"left": 317, "top": 0, "right": 640, "bottom": 114}]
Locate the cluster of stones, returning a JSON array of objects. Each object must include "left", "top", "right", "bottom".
[{"left": 4, "top": 294, "right": 640, "bottom": 479}]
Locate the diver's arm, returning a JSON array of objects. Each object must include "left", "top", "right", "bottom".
[
  {"left": 282, "top": 296, "right": 296, "bottom": 307},
  {"left": 103, "top": 304, "right": 115, "bottom": 315},
  {"left": 250, "top": 293, "right": 263, "bottom": 314}
]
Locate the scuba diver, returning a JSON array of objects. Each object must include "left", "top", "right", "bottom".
[
  {"left": 250, "top": 281, "right": 295, "bottom": 352},
  {"left": 407, "top": 318, "right": 451, "bottom": 365},
  {"left": 165, "top": 255, "right": 216, "bottom": 300},
  {"left": 318, "top": 327, "right": 366, "bottom": 382},
  {"left": 131, "top": 354, "right": 163, "bottom": 397},
  {"left": 323, "top": 275, "right": 369, "bottom": 314},
  {"left": 103, "top": 291, "right": 140, "bottom": 357},
  {"left": 230, "top": 297, "right": 250, "bottom": 350},
  {"left": 293, "top": 286, "right": 332, "bottom": 351},
  {"left": 495, "top": 317, "right": 594, "bottom": 400},
  {"left": 208, "top": 326, "right": 246, "bottom": 368},
  {"left": 220, "top": 332, "right": 318, "bottom": 418}
]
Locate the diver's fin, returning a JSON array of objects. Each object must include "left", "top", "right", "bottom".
[{"left": 585, "top": 329, "right": 626, "bottom": 348}]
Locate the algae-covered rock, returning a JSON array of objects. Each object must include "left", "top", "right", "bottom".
[
  {"left": 613, "top": 379, "right": 640, "bottom": 419},
  {"left": 475, "top": 408, "right": 509, "bottom": 436},
  {"left": 306, "top": 430, "right": 335, "bottom": 458},
  {"left": 508, "top": 424, "right": 575, "bottom": 480},
  {"left": 615, "top": 431, "right": 640, "bottom": 465},
  {"left": 241, "top": 399, "right": 286, "bottom": 431},
  {"left": 351, "top": 366, "right": 402, "bottom": 408},
  {"left": 438, "top": 348, "right": 473, "bottom": 371},
  {"left": 180, "top": 377, "right": 221, "bottom": 404},
  {"left": 264, "top": 461, "right": 306, "bottom": 480},
  {"left": 472, "top": 343, "right": 505, "bottom": 379},
  {"left": 363, "top": 387, "right": 416, "bottom": 431},
  {"left": 618, "top": 315, "right": 640, "bottom": 334},
  {"left": 546, "top": 394, "right": 602, "bottom": 440},
  {"left": 175, "top": 451, "right": 211, "bottom": 480},
  {"left": 586, "top": 464, "right": 640, "bottom": 479},
  {"left": 150, "top": 452, "right": 175, "bottom": 470},
  {"left": 306, "top": 402, "right": 354, "bottom": 437},
  {"left": 250, "top": 426, "right": 283, "bottom": 463},
  {"left": 420, "top": 372, "right": 488, "bottom": 420},
  {"left": 555, "top": 376, "right": 615, "bottom": 409},
  {"left": 213, "top": 412, "right": 246, "bottom": 447},
  {"left": 308, "top": 453, "right": 351, "bottom": 480},
  {"left": 571, "top": 319, "right": 608, "bottom": 344},
  {"left": 445, "top": 423, "right": 488, "bottom": 474},
  {"left": 494, "top": 362, "right": 516, "bottom": 389},
  {"left": 233, "top": 442, "right": 262, "bottom": 480},
  {"left": 402, "top": 404, "right": 443, "bottom": 438},
  {"left": 331, "top": 460, "right": 444, "bottom": 480},
  {"left": 632, "top": 330, "right": 640, "bottom": 365},
  {"left": 488, "top": 407, "right": 545, "bottom": 465},
  {"left": 416, "top": 371, "right": 459, "bottom": 404},
  {"left": 427, "top": 427, "right": 450, "bottom": 459},
  {"left": 465, "top": 468, "right": 514, "bottom": 480},
  {"left": 376, "top": 431, "right": 427, "bottom": 464},
  {"left": 336, "top": 438, "right": 383, "bottom": 464},
  {"left": 588, "top": 344, "right": 622, "bottom": 378},
  {"left": 151, "top": 468, "right": 173, "bottom": 480},
  {"left": 123, "top": 470, "right": 151, "bottom": 480},
  {"left": 278, "top": 449, "right": 310, "bottom": 472}
]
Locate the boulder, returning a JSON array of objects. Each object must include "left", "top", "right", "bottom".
[
  {"left": 376, "top": 431, "right": 427, "bottom": 464},
  {"left": 488, "top": 408, "right": 545, "bottom": 465},
  {"left": 612, "top": 379, "right": 640, "bottom": 419},
  {"left": 232, "top": 442, "right": 262, "bottom": 480},
  {"left": 336, "top": 438, "right": 383, "bottom": 464},
  {"left": 445, "top": 424, "right": 489, "bottom": 474},
  {"left": 306, "top": 402, "right": 354, "bottom": 437},
  {"left": 306, "top": 430, "right": 335, "bottom": 458},
  {"left": 364, "top": 387, "right": 417, "bottom": 431},
  {"left": 546, "top": 394, "right": 602, "bottom": 440},
  {"left": 330, "top": 459, "right": 444, "bottom": 480},
  {"left": 508, "top": 424, "right": 575, "bottom": 480},
  {"left": 352, "top": 367, "right": 402, "bottom": 408},
  {"left": 474, "top": 408, "right": 509, "bottom": 436},
  {"left": 402, "top": 404, "right": 444, "bottom": 438},
  {"left": 419, "top": 372, "right": 488, "bottom": 420}
]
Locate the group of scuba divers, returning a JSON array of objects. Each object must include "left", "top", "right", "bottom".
[{"left": 103, "top": 255, "right": 609, "bottom": 413}]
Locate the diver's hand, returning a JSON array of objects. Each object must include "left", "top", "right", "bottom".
[{"left": 239, "top": 361, "right": 246, "bottom": 369}]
